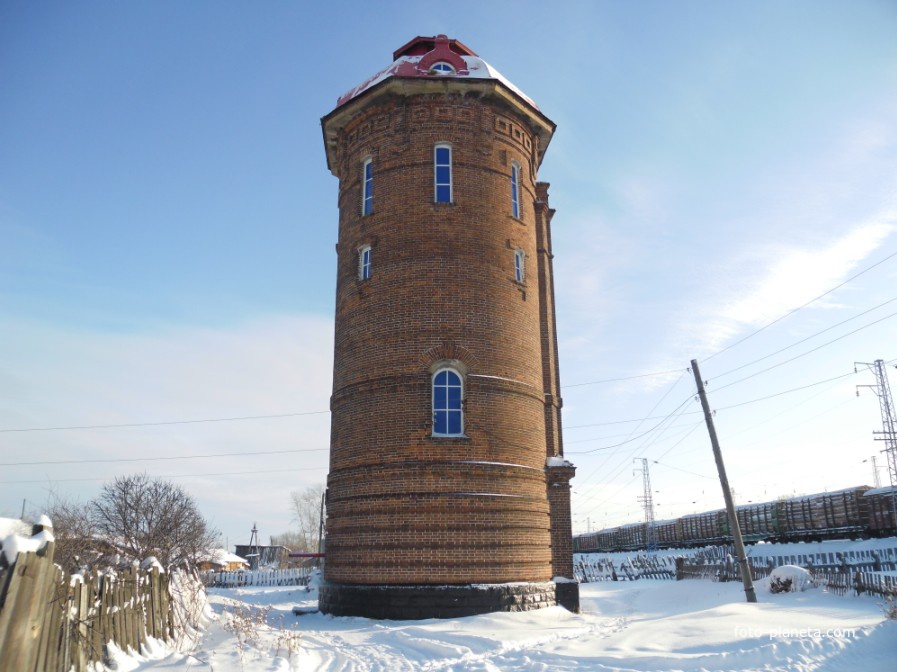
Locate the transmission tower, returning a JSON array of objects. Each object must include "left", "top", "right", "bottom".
[
  {"left": 856, "top": 359, "right": 897, "bottom": 522},
  {"left": 634, "top": 458, "right": 657, "bottom": 551},
  {"left": 864, "top": 455, "right": 882, "bottom": 488}
]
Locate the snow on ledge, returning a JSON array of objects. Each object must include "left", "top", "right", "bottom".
[{"left": 546, "top": 456, "right": 574, "bottom": 468}]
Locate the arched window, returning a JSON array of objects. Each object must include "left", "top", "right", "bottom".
[
  {"left": 358, "top": 244, "right": 371, "bottom": 280},
  {"left": 432, "top": 368, "right": 463, "bottom": 436},
  {"left": 510, "top": 161, "right": 520, "bottom": 218},
  {"left": 430, "top": 62, "right": 455, "bottom": 75},
  {"left": 434, "top": 144, "right": 452, "bottom": 203},
  {"left": 362, "top": 158, "right": 373, "bottom": 216}
]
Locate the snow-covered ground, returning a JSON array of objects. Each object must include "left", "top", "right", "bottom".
[{"left": 108, "top": 575, "right": 894, "bottom": 672}]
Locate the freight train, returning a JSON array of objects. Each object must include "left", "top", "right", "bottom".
[{"left": 574, "top": 485, "right": 897, "bottom": 553}]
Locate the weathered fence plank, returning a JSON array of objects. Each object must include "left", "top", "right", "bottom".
[{"left": 0, "top": 523, "right": 184, "bottom": 672}]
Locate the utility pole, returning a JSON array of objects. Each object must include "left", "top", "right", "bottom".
[
  {"left": 856, "top": 359, "right": 897, "bottom": 527},
  {"left": 634, "top": 458, "right": 657, "bottom": 551},
  {"left": 691, "top": 359, "right": 757, "bottom": 604}
]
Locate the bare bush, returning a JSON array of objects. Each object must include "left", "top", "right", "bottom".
[
  {"left": 45, "top": 491, "right": 101, "bottom": 573},
  {"left": 90, "top": 473, "right": 219, "bottom": 568}
]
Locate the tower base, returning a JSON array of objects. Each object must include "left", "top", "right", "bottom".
[{"left": 319, "top": 581, "right": 565, "bottom": 619}]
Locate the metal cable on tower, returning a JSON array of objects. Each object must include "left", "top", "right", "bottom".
[
  {"left": 634, "top": 458, "right": 657, "bottom": 551},
  {"left": 856, "top": 359, "right": 897, "bottom": 523}
]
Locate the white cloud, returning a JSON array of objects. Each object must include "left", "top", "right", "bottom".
[{"left": 687, "top": 217, "right": 897, "bottom": 358}]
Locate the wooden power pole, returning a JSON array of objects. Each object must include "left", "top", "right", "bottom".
[{"left": 691, "top": 359, "right": 757, "bottom": 603}]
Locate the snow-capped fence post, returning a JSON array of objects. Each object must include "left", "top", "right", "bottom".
[
  {"left": 0, "top": 514, "right": 188, "bottom": 672},
  {"left": 0, "top": 519, "right": 58, "bottom": 672}
]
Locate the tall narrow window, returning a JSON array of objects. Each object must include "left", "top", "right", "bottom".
[
  {"left": 510, "top": 162, "right": 520, "bottom": 218},
  {"left": 514, "top": 248, "right": 526, "bottom": 283},
  {"left": 432, "top": 368, "right": 463, "bottom": 436},
  {"left": 434, "top": 144, "right": 452, "bottom": 203},
  {"left": 362, "top": 158, "right": 373, "bottom": 215},
  {"left": 358, "top": 245, "right": 371, "bottom": 280}
]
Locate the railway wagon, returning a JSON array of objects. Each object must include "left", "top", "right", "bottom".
[
  {"left": 616, "top": 522, "right": 646, "bottom": 550},
  {"left": 736, "top": 501, "right": 779, "bottom": 542},
  {"left": 597, "top": 527, "right": 618, "bottom": 552},
  {"left": 679, "top": 510, "right": 727, "bottom": 545},
  {"left": 864, "top": 485, "right": 897, "bottom": 536},
  {"left": 653, "top": 518, "right": 681, "bottom": 547},
  {"left": 573, "top": 531, "right": 600, "bottom": 553},
  {"left": 778, "top": 486, "right": 870, "bottom": 540}
]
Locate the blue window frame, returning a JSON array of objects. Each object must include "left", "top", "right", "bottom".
[
  {"left": 434, "top": 144, "right": 452, "bottom": 203},
  {"left": 432, "top": 368, "right": 463, "bottom": 436},
  {"left": 514, "top": 248, "right": 525, "bottom": 283},
  {"left": 362, "top": 159, "right": 373, "bottom": 215},
  {"left": 359, "top": 245, "right": 371, "bottom": 280},
  {"left": 430, "top": 62, "right": 455, "bottom": 74},
  {"left": 511, "top": 162, "right": 520, "bottom": 218}
]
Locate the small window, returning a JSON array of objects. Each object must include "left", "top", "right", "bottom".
[
  {"left": 514, "top": 248, "right": 525, "bottom": 283},
  {"left": 362, "top": 158, "right": 373, "bottom": 216},
  {"left": 434, "top": 144, "right": 452, "bottom": 203},
  {"left": 432, "top": 368, "right": 463, "bottom": 436},
  {"left": 358, "top": 245, "right": 371, "bottom": 280},
  {"left": 510, "top": 162, "right": 520, "bottom": 218},
  {"left": 430, "top": 62, "right": 455, "bottom": 75}
]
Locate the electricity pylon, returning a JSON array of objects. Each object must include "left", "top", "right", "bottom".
[
  {"left": 634, "top": 458, "right": 657, "bottom": 552},
  {"left": 856, "top": 359, "right": 897, "bottom": 524}
]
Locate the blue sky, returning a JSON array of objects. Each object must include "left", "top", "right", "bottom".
[{"left": 2, "top": 1, "right": 897, "bottom": 546}]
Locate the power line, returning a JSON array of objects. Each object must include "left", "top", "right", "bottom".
[
  {"left": 562, "top": 368, "right": 684, "bottom": 388},
  {"left": 0, "top": 465, "right": 328, "bottom": 486},
  {"left": 704, "top": 249, "right": 897, "bottom": 363},
  {"left": 710, "top": 309, "right": 897, "bottom": 393},
  {"left": 0, "top": 447, "right": 327, "bottom": 467},
  {"left": 566, "top": 398, "right": 696, "bottom": 454},
  {"left": 564, "top": 419, "right": 703, "bottom": 444},
  {"left": 573, "top": 391, "right": 698, "bottom": 512},
  {"left": 714, "top": 369, "right": 859, "bottom": 411},
  {"left": 713, "top": 295, "right": 897, "bottom": 381},
  {"left": 652, "top": 459, "right": 712, "bottom": 480},
  {"left": 566, "top": 415, "right": 699, "bottom": 430},
  {"left": 0, "top": 410, "right": 330, "bottom": 433}
]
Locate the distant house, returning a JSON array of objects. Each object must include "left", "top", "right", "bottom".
[
  {"left": 197, "top": 548, "right": 250, "bottom": 572},
  {"left": 233, "top": 544, "right": 291, "bottom": 569}
]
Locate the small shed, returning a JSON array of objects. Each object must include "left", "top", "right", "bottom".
[{"left": 197, "top": 548, "right": 249, "bottom": 572}]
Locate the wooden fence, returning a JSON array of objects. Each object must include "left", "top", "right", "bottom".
[
  {"left": 674, "top": 557, "right": 773, "bottom": 582},
  {"left": 674, "top": 555, "right": 897, "bottom": 600},
  {"left": 0, "top": 525, "right": 179, "bottom": 672},
  {"left": 201, "top": 567, "right": 312, "bottom": 588},
  {"left": 809, "top": 570, "right": 897, "bottom": 598},
  {"left": 575, "top": 554, "right": 677, "bottom": 582}
]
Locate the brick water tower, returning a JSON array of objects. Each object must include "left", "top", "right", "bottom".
[{"left": 320, "top": 35, "right": 577, "bottom": 618}]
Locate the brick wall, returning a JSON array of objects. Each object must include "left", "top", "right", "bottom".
[{"left": 322, "top": 80, "right": 571, "bottom": 590}]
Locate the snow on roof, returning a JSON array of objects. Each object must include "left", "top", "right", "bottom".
[
  {"left": 200, "top": 548, "right": 249, "bottom": 566},
  {"left": 335, "top": 34, "right": 537, "bottom": 110}
]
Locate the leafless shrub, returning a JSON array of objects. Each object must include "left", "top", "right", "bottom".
[
  {"left": 91, "top": 473, "right": 219, "bottom": 569},
  {"left": 45, "top": 491, "right": 101, "bottom": 573}
]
